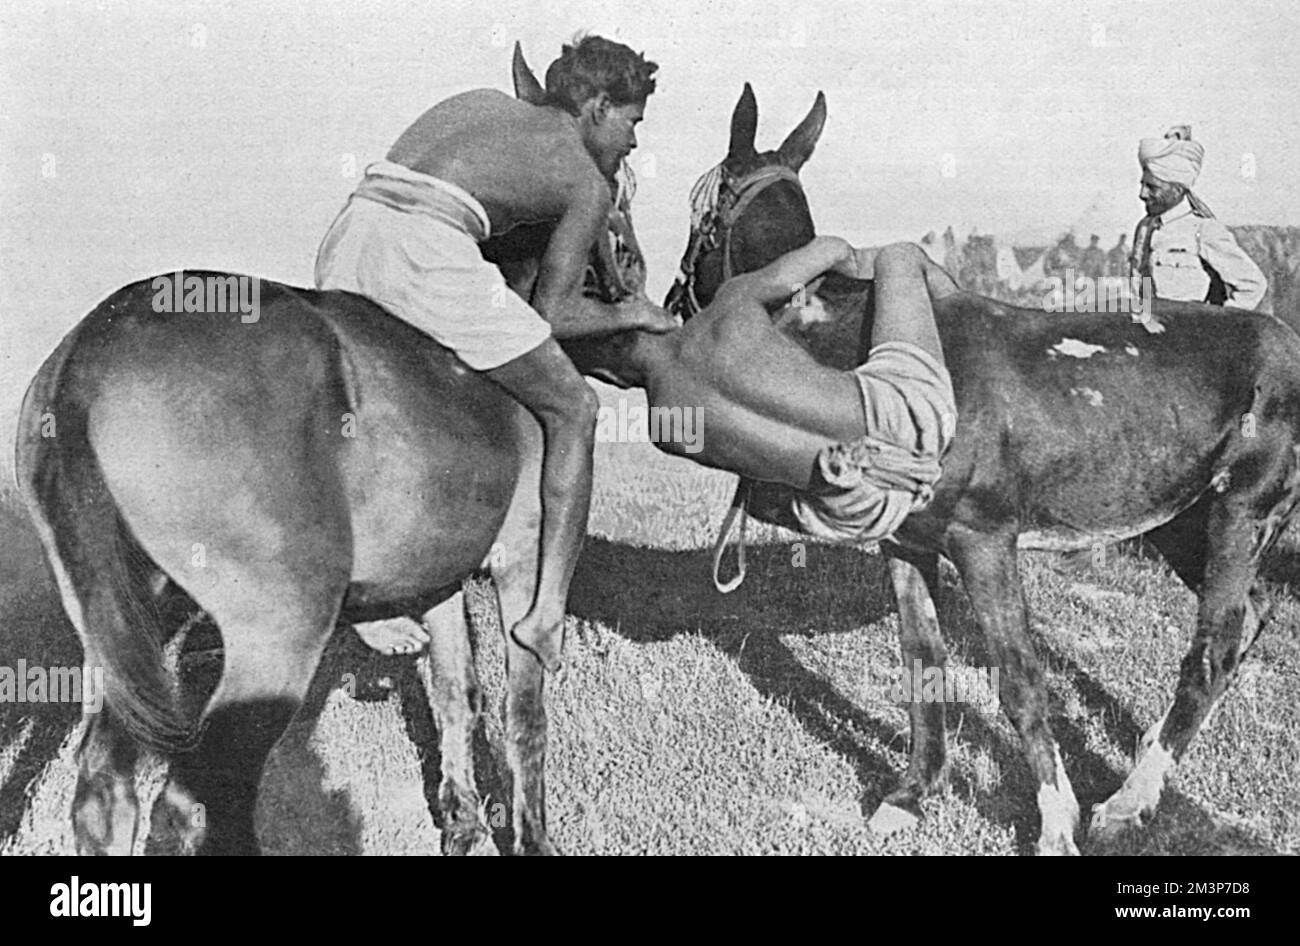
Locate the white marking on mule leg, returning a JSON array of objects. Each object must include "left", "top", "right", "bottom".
[
  {"left": 1090, "top": 710, "right": 1175, "bottom": 842},
  {"left": 1035, "top": 748, "right": 1081, "bottom": 855}
]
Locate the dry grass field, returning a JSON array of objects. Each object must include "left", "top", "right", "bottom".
[{"left": 1, "top": 389, "right": 1297, "bottom": 855}]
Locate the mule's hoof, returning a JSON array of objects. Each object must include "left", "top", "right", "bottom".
[
  {"left": 442, "top": 825, "right": 498, "bottom": 857},
  {"left": 1088, "top": 799, "right": 1149, "bottom": 845},
  {"left": 1036, "top": 836, "right": 1081, "bottom": 856},
  {"left": 867, "top": 801, "right": 921, "bottom": 837},
  {"left": 515, "top": 834, "right": 562, "bottom": 856},
  {"left": 354, "top": 617, "right": 429, "bottom": 656},
  {"left": 146, "top": 783, "right": 206, "bottom": 856}
]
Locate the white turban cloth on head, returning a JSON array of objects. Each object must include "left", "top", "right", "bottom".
[{"left": 1138, "top": 125, "right": 1205, "bottom": 188}]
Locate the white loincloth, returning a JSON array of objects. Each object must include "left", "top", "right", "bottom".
[
  {"left": 791, "top": 342, "right": 956, "bottom": 543},
  {"left": 314, "top": 160, "right": 551, "bottom": 370}
]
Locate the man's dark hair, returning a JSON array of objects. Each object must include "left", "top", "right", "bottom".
[{"left": 543, "top": 34, "right": 658, "bottom": 115}]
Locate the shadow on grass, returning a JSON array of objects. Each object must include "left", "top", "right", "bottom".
[
  {"left": 569, "top": 536, "right": 1278, "bottom": 854},
  {"left": 567, "top": 536, "right": 1052, "bottom": 844},
  {"left": 159, "top": 626, "right": 366, "bottom": 856}
]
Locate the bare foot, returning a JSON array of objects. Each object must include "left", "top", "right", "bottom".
[
  {"left": 510, "top": 608, "right": 566, "bottom": 672},
  {"left": 354, "top": 618, "right": 430, "bottom": 655}
]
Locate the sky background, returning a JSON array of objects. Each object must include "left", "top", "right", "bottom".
[{"left": 2, "top": 0, "right": 1298, "bottom": 460}]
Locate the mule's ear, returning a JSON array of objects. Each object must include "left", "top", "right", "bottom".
[
  {"left": 727, "top": 83, "right": 758, "bottom": 162},
  {"left": 512, "top": 41, "right": 546, "bottom": 105},
  {"left": 777, "top": 91, "right": 826, "bottom": 171}
]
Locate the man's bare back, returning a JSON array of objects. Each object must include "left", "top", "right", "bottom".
[
  {"left": 320, "top": 37, "right": 669, "bottom": 669},
  {"left": 389, "top": 89, "right": 600, "bottom": 236},
  {"left": 639, "top": 239, "right": 956, "bottom": 490}
]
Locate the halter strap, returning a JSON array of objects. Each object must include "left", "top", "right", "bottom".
[{"left": 669, "top": 162, "right": 806, "bottom": 320}]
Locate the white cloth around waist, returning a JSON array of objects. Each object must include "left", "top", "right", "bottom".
[
  {"left": 313, "top": 162, "right": 551, "bottom": 371},
  {"left": 790, "top": 341, "right": 956, "bottom": 544}
]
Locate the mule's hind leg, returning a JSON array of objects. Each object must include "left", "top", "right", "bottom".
[
  {"left": 949, "top": 530, "right": 1080, "bottom": 856},
  {"left": 488, "top": 420, "right": 556, "bottom": 855},
  {"left": 869, "top": 546, "right": 949, "bottom": 835},
  {"left": 491, "top": 530, "right": 555, "bottom": 855},
  {"left": 419, "top": 590, "right": 494, "bottom": 855},
  {"left": 1090, "top": 470, "right": 1297, "bottom": 844},
  {"left": 156, "top": 575, "right": 344, "bottom": 855},
  {"left": 73, "top": 708, "right": 140, "bottom": 855}
]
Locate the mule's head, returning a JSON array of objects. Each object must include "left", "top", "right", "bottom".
[{"left": 664, "top": 83, "right": 825, "bottom": 320}]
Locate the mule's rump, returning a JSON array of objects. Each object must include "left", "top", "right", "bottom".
[{"left": 19, "top": 273, "right": 524, "bottom": 622}]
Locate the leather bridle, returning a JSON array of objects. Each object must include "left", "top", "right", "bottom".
[
  {"left": 665, "top": 160, "right": 808, "bottom": 593},
  {"left": 668, "top": 162, "right": 806, "bottom": 320}
]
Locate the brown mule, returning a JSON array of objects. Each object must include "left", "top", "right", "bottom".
[
  {"left": 16, "top": 278, "right": 563, "bottom": 855},
  {"left": 653, "top": 85, "right": 1300, "bottom": 855},
  {"left": 18, "top": 40, "right": 648, "bottom": 857}
]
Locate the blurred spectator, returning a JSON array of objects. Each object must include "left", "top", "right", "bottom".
[
  {"left": 1080, "top": 234, "right": 1105, "bottom": 280},
  {"left": 1105, "top": 233, "right": 1128, "bottom": 277},
  {"left": 1045, "top": 233, "right": 1080, "bottom": 280}
]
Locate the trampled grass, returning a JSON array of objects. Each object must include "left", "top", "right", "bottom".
[{"left": 0, "top": 410, "right": 1296, "bottom": 855}]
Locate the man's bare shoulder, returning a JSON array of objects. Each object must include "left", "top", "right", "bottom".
[
  {"left": 387, "top": 88, "right": 604, "bottom": 231},
  {"left": 391, "top": 90, "right": 593, "bottom": 178}
]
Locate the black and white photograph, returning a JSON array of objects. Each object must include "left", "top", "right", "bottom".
[{"left": 0, "top": 0, "right": 1295, "bottom": 882}]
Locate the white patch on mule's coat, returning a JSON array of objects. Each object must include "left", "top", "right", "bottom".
[
  {"left": 1124, "top": 344, "right": 1140, "bottom": 357},
  {"left": 1069, "top": 387, "right": 1104, "bottom": 406},
  {"left": 1048, "top": 338, "right": 1107, "bottom": 359}
]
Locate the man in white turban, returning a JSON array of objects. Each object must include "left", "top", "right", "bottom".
[{"left": 1131, "top": 125, "right": 1267, "bottom": 309}]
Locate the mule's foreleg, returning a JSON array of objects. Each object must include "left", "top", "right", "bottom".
[
  {"left": 419, "top": 591, "right": 495, "bottom": 855},
  {"left": 1091, "top": 496, "right": 1275, "bottom": 845},
  {"left": 869, "top": 547, "right": 949, "bottom": 836},
  {"left": 950, "top": 530, "right": 1080, "bottom": 856}
]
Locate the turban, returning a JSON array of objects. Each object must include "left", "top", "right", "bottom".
[{"left": 1138, "top": 125, "right": 1205, "bottom": 188}]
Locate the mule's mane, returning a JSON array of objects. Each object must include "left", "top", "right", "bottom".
[
  {"left": 615, "top": 158, "right": 638, "bottom": 209},
  {"left": 688, "top": 161, "right": 725, "bottom": 230}
]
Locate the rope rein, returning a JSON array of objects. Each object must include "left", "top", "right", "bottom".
[{"left": 671, "top": 160, "right": 805, "bottom": 593}]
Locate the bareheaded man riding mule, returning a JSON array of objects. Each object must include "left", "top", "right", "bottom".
[{"left": 575, "top": 83, "right": 1300, "bottom": 854}]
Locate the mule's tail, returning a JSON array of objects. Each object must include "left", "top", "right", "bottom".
[{"left": 16, "top": 331, "right": 196, "bottom": 755}]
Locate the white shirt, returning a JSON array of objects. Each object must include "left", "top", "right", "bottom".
[{"left": 1147, "top": 198, "right": 1268, "bottom": 310}]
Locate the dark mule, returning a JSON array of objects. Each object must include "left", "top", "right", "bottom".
[
  {"left": 16, "top": 278, "right": 561, "bottom": 855},
  {"left": 663, "top": 85, "right": 1300, "bottom": 854},
  {"left": 16, "top": 42, "right": 646, "bottom": 858}
]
